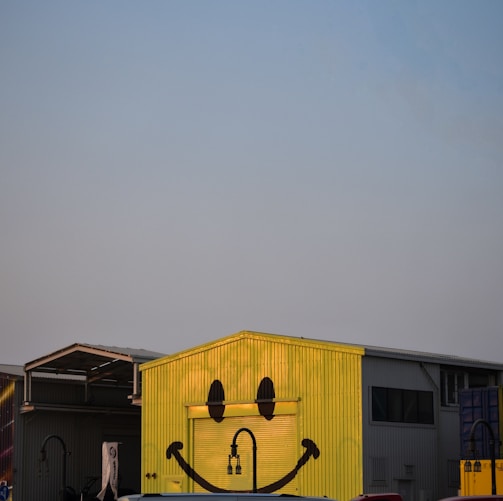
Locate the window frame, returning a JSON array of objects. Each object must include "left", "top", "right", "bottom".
[
  {"left": 440, "top": 368, "right": 496, "bottom": 407},
  {"left": 371, "top": 386, "right": 434, "bottom": 425}
]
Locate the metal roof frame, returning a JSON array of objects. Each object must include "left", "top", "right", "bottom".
[{"left": 21, "top": 343, "right": 165, "bottom": 413}]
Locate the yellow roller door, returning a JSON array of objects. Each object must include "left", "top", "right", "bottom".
[{"left": 193, "top": 414, "right": 298, "bottom": 494}]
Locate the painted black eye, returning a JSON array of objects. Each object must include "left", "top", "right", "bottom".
[
  {"left": 256, "top": 377, "right": 275, "bottom": 420},
  {"left": 206, "top": 379, "right": 225, "bottom": 422}
]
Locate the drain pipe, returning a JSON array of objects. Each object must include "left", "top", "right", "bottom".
[{"left": 420, "top": 363, "right": 441, "bottom": 498}]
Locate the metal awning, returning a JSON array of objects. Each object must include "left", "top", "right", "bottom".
[{"left": 21, "top": 343, "right": 165, "bottom": 413}]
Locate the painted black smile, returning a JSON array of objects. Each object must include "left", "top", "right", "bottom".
[{"left": 166, "top": 438, "right": 320, "bottom": 493}]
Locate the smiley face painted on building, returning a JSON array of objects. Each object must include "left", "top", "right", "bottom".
[{"left": 166, "top": 377, "right": 320, "bottom": 493}]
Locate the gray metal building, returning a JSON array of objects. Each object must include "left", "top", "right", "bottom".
[
  {"left": 0, "top": 343, "right": 164, "bottom": 501},
  {"left": 360, "top": 345, "right": 503, "bottom": 501}
]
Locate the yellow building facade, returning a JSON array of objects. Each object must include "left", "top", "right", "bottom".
[{"left": 140, "top": 331, "right": 364, "bottom": 501}]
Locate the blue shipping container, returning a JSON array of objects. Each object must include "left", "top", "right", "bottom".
[{"left": 459, "top": 386, "right": 502, "bottom": 460}]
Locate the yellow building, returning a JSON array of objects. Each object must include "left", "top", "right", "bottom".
[
  {"left": 141, "top": 331, "right": 363, "bottom": 501},
  {"left": 140, "top": 330, "right": 503, "bottom": 501}
]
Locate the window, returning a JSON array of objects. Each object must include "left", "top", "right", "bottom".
[
  {"left": 440, "top": 370, "right": 465, "bottom": 405},
  {"left": 372, "top": 387, "right": 434, "bottom": 424},
  {"left": 440, "top": 369, "right": 496, "bottom": 406}
]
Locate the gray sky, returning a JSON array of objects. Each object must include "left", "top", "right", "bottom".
[{"left": 1, "top": 1, "right": 502, "bottom": 366}]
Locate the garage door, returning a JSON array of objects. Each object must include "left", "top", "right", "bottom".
[{"left": 193, "top": 413, "right": 298, "bottom": 494}]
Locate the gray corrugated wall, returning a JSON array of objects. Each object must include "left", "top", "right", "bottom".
[
  {"left": 361, "top": 357, "right": 441, "bottom": 501},
  {"left": 12, "top": 377, "right": 141, "bottom": 501},
  {"left": 19, "top": 410, "right": 141, "bottom": 501}
]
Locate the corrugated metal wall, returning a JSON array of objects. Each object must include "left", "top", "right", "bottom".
[
  {"left": 141, "top": 332, "right": 364, "bottom": 501},
  {"left": 361, "top": 357, "right": 440, "bottom": 501},
  {"left": 194, "top": 413, "right": 298, "bottom": 494},
  {"left": 459, "top": 386, "right": 503, "bottom": 459},
  {"left": 460, "top": 458, "right": 503, "bottom": 495},
  {"left": 19, "top": 410, "right": 141, "bottom": 501},
  {"left": 0, "top": 376, "right": 16, "bottom": 492},
  {"left": 9, "top": 376, "right": 141, "bottom": 501}
]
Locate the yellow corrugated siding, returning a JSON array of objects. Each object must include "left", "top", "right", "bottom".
[
  {"left": 142, "top": 331, "right": 363, "bottom": 500},
  {"left": 193, "top": 414, "right": 298, "bottom": 493},
  {"left": 500, "top": 385, "right": 503, "bottom": 458},
  {"left": 460, "top": 459, "right": 503, "bottom": 495}
]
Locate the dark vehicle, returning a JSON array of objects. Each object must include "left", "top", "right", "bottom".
[
  {"left": 118, "top": 495, "right": 336, "bottom": 501},
  {"left": 350, "top": 494, "right": 403, "bottom": 501},
  {"left": 438, "top": 497, "right": 503, "bottom": 501}
]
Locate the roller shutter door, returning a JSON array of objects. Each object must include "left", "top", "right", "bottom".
[{"left": 193, "top": 414, "right": 298, "bottom": 493}]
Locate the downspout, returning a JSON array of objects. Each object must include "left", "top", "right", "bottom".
[{"left": 420, "top": 362, "right": 441, "bottom": 498}]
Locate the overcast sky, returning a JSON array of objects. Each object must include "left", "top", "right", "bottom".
[{"left": 1, "top": 1, "right": 502, "bottom": 366}]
